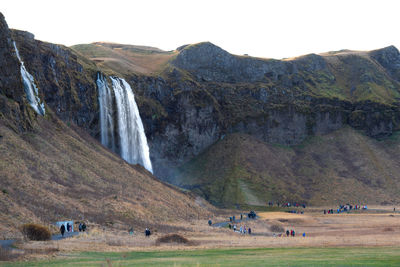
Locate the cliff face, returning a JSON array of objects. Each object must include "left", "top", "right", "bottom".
[
  {"left": 0, "top": 13, "right": 34, "bottom": 132},
  {"left": 11, "top": 30, "right": 100, "bottom": 136},
  {"left": 125, "top": 43, "right": 400, "bottom": 179}
]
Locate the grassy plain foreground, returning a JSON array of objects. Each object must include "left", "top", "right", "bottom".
[
  {"left": 2, "top": 247, "right": 400, "bottom": 266},
  {"left": 2, "top": 208, "right": 400, "bottom": 266}
]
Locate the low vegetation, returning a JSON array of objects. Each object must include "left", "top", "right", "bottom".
[
  {"left": 269, "top": 224, "right": 285, "bottom": 233},
  {"left": 20, "top": 224, "right": 51, "bottom": 241},
  {"left": 155, "top": 233, "right": 191, "bottom": 246}
]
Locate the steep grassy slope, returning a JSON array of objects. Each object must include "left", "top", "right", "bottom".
[
  {"left": 71, "top": 42, "right": 177, "bottom": 76},
  {"left": 0, "top": 108, "right": 212, "bottom": 239},
  {"left": 172, "top": 128, "right": 400, "bottom": 207}
]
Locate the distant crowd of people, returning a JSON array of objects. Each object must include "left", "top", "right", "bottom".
[
  {"left": 228, "top": 223, "right": 252, "bottom": 235},
  {"left": 324, "top": 204, "right": 367, "bottom": 214},
  {"left": 268, "top": 201, "right": 307, "bottom": 208},
  {"left": 227, "top": 211, "right": 257, "bottom": 223},
  {"left": 60, "top": 222, "right": 86, "bottom": 237}
]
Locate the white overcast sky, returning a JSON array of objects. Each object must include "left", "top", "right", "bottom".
[{"left": 0, "top": 0, "right": 399, "bottom": 59}]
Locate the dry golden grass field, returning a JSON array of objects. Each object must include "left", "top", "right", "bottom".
[{"left": 10, "top": 207, "right": 400, "bottom": 258}]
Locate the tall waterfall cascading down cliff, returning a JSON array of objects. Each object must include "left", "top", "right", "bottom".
[
  {"left": 13, "top": 41, "right": 45, "bottom": 116},
  {"left": 97, "top": 73, "right": 116, "bottom": 152},
  {"left": 97, "top": 75, "right": 153, "bottom": 173}
]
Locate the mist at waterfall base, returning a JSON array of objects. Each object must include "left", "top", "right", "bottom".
[
  {"left": 97, "top": 74, "right": 153, "bottom": 173},
  {"left": 13, "top": 42, "right": 45, "bottom": 116}
]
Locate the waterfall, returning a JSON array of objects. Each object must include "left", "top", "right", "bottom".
[
  {"left": 97, "top": 73, "right": 116, "bottom": 152},
  {"left": 96, "top": 75, "right": 153, "bottom": 173},
  {"left": 13, "top": 42, "right": 45, "bottom": 116}
]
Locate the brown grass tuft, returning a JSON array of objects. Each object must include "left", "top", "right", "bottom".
[
  {"left": 20, "top": 223, "right": 51, "bottom": 241},
  {"left": 155, "top": 234, "right": 190, "bottom": 246},
  {"left": 269, "top": 224, "right": 285, "bottom": 233}
]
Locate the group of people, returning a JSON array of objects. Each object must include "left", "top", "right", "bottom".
[
  {"left": 282, "top": 229, "right": 306, "bottom": 237},
  {"left": 268, "top": 201, "right": 307, "bottom": 208},
  {"left": 285, "top": 229, "right": 296, "bottom": 237},
  {"left": 228, "top": 211, "right": 256, "bottom": 222},
  {"left": 324, "top": 203, "right": 366, "bottom": 214},
  {"left": 78, "top": 222, "right": 87, "bottom": 232},
  {"left": 60, "top": 222, "right": 86, "bottom": 237},
  {"left": 228, "top": 224, "right": 252, "bottom": 235},
  {"left": 60, "top": 223, "right": 72, "bottom": 237},
  {"left": 127, "top": 227, "right": 152, "bottom": 237}
]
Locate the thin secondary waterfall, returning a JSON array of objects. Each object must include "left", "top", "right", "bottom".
[
  {"left": 97, "top": 73, "right": 116, "bottom": 152},
  {"left": 13, "top": 42, "right": 45, "bottom": 116},
  {"left": 96, "top": 75, "right": 153, "bottom": 173}
]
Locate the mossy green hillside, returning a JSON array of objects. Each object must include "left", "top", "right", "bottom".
[{"left": 173, "top": 127, "right": 400, "bottom": 208}]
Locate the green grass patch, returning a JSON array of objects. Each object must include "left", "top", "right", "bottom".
[{"left": 3, "top": 247, "right": 400, "bottom": 266}]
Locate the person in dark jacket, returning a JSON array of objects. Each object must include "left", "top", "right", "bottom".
[
  {"left": 145, "top": 228, "right": 151, "bottom": 237},
  {"left": 286, "top": 230, "right": 290, "bottom": 237},
  {"left": 82, "top": 223, "right": 87, "bottom": 232},
  {"left": 60, "top": 224, "right": 66, "bottom": 237}
]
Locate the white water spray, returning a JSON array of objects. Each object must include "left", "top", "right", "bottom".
[
  {"left": 13, "top": 42, "right": 45, "bottom": 116},
  {"left": 97, "top": 75, "right": 153, "bottom": 173},
  {"left": 97, "top": 73, "right": 116, "bottom": 152}
]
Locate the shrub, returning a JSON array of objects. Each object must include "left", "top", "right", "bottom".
[
  {"left": 20, "top": 223, "right": 51, "bottom": 241},
  {"left": 155, "top": 234, "right": 190, "bottom": 245},
  {"left": 269, "top": 224, "right": 285, "bottom": 233}
]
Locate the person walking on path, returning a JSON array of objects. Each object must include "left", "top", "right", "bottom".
[
  {"left": 60, "top": 224, "right": 66, "bottom": 237},
  {"left": 145, "top": 228, "right": 151, "bottom": 237}
]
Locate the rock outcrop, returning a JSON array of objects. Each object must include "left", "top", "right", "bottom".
[
  {"left": 128, "top": 43, "right": 400, "bottom": 178},
  {"left": 11, "top": 30, "right": 100, "bottom": 136},
  {"left": 0, "top": 13, "right": 34, "bottom": 132}
]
